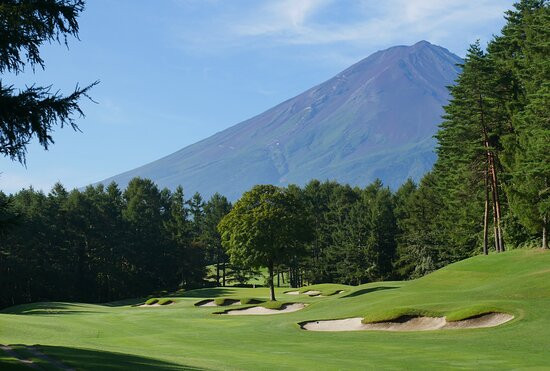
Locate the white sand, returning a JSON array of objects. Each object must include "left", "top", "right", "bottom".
[
  {"left": 285, "top": 291, "right": 300, "bottom": 295},
  {"left": 302, "top": 317, "right": 365, "bottom": 331},
  {"left": 197, "top": 300, "right": 241, "bottom": 307},
  {"left": 303, "top": 290, "right": 321, "bottom": 296},
  {"left": 198, "top": 300, "right": 217, "bottom": 307},
  {"left": 442, "top": 313, "right": 514, "bottom": 329},
  {"left": 301, "top": 313, "right": 514, "bottom": 332},
  {"left": 223, "top": 303, "right": 306, "bottom": 315}
]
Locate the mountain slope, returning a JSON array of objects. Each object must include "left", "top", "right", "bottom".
[{"left": 100, "top": 41, "right": 462, "bottom": 200}]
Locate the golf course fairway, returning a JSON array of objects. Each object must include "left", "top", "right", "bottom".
[{"left": 1, "top": 248, "right": 549, "bottom": 370}]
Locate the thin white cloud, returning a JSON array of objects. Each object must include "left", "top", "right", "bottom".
[
  {"left": 231, "top": 0, "right": 509, "bottom": 45},
  {"left": 172, "top": 0, "right": 513, "bottom": 55},
  {"left": 234, "top": 0, "right": 331, "bottom": 36}
]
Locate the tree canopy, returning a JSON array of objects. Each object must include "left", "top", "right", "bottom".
[
  {"left": 0, "top": 0, "right": 97, "bottom": 164},
  {"left": 218, "top": 185, "right": 313, "bottom": 300}
]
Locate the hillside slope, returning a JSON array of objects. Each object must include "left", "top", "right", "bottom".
[
  {"left": 1, "top": 249, "right": 549, "bottom": 369},
  {"left": 99, "top": 41, "right": 462, "bottom": 200}
]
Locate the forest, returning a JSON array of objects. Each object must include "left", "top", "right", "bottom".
[{"left": 0, "top": 0, "right": 548, "bottom": 309}]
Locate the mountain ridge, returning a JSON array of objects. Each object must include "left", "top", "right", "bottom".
[{"left": 98, "top": 41, "right": 462, "bottom": 200}]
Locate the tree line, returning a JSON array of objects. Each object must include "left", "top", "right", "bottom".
[
  {"left": 0, "top": 177, "right": 402, "bottom": 307},
  {"left": 0, "top": 179, "right": 233, "bottom": 308},
  {"left": 1, "top": 0, "right": 548, "bottom": 307}
]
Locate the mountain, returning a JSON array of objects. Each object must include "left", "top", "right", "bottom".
[{"left": 99, "top": 41, "right": 462, "bottom": 200}]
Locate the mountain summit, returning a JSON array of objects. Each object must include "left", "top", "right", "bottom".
[{"left": 100, "top": 41, "right": 462, "bottom": 200}]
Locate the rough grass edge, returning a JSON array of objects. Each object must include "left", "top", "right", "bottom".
[
  {"left": 445, "top": 305, "right": 510, "bottom": 322},
  {"left": 361, "top": 308, "right": 442, "bottom": 324}
]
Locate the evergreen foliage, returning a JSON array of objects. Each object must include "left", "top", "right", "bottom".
[
  {"left": 0, "top": 0, "right": 548, "bottom": 309},
  {"left": 0, "top": 179, "right": 210, "bottom": 308},
  {"left": 0, "top": 0, "right": 97, "bottom": 163}
]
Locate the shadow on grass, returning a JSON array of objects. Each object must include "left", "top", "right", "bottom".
[
  {"left": 181, "top": 287, "right": 238, "bottom": 298},
  {"left": 35, "top": 345, "right": 203, "bottom": 370},
  {"left": 1, "top": 302, "right": 102, "bottom": 316},
  {"left": 341, "top": 286, "right": 398, "bottom": 298},
  {"left": 101, "top": 298, "right": 145, "bottom": 307}
]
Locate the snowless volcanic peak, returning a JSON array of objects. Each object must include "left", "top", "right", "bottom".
[{"left": 99, "top": 41, "right": 462, "bottom": 200}]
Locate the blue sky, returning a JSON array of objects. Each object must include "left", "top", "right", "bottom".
[{"left": 1, "top": 0, "right": 515, "bottom": 194}]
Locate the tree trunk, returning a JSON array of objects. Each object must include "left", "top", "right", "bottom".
[
  {"left": 480, "top": 93, "right": 504, "bottom": 253},
  {"left": 222, "top": 261, "right": 226, "bottom": 287},
  {"left": 267, "top": 262, "right": 275, "bottom": 301},
  {"left": 543, "top": 215, "right": 548, "bottom": 249},
  {"left": 490, "top": 153, "right": 505, "bottom": 252},
  {"left": 216, "top": 259, "right": 220, "bottom": 287},
  {"left": 490, "top": 180, "right": 500, "bottom": 252},
  {"left": 483, "top": 165, "right": 489, "bottom": 255}
]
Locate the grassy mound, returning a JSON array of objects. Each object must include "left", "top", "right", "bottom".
[
  {"left": 260, "top": 301, "right": 285, "bottom": 310},
  {"left": 360, "top": 306, "right": 512, "bottom": 324},
  {"left": 213, "top": 298, "right": 239, "bottom": 306},
  {"left": 157, "top": 299, "right": 174, "bottom": 306},
  {"left": 144, "top": 298, "right": 159, "bottom": 305},
  {"left": 445, "top": 305, "right": 507, "bottom": 322},
  {"left": 362, "top": 307, "right": 441, "bottom": 324},
  {"left": 239, "top": 298, "right": 264, "bottom": 305}
]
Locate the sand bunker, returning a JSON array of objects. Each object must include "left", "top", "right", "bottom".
[
  {"left": 442, "top": 313, "right": 514, "bottom": 329},
  {"left": 139, "top": 302, "right": 175, "bottom": 307},
  {"left": 196, "top": 299, "right": 241, "bottom": 307},
  {"left": 303, "top": 290, "right": 321, "bottom": 296},
  {"left": 223, "top": 303, "right": 306, "bottom": 315},
  {"left": 197, "top": 300, "right": 217, "bottom": 307},
  {"left": 285, "top": 290, "right": 344, "bottom": 296},
  {"left": 301, "top": 313, "right": 514, "bottom": 332}
]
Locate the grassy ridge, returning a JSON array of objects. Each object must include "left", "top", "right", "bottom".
[{"left": 1, "top": 249, "right": 549, "bottom": 370}]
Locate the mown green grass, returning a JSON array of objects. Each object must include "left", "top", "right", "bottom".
[{"left": 1, "top": 249, "right": 549, "bottom": 370}]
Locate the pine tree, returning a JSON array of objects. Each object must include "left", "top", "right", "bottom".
[
  {"left": 201, "top": 193, "right": 231, "bottom": 286},
  {"left": 0, "top": 0, "right": 97, "bottom": 163},
  {"left": 437, "top": 41, "right": 505, "bottom": 254}
]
